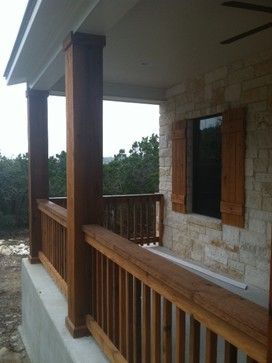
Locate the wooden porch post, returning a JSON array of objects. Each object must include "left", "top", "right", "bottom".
[
  {"left": 63, "top": 32, "right": 106, "bottom": 337},
  {"left": 26, "top": 89, "right": 49, "bottom": 263}
]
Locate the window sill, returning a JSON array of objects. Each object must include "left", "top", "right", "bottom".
[{"left": 187, "top": 213, "right": 222, "bottom": 231}]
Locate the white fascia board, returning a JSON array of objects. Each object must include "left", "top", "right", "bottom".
[
  {"left": 5, "top": 0, "right": 43, "bottom": 85},
  {"left": 8, "top": 0, "right": 140, "bottom": 91}
]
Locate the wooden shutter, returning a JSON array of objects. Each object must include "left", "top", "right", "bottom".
[
  {"left": 220, "top": 107, "right": 246, "bottom": 228},
  {"left": 172, "top": 120, "right": 187, "bottom": 213}
]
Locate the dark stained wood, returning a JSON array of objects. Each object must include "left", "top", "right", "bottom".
[
  {"left": 133, "top": 278, "right": 141, "bottom": 363},
  {"left": 142, "top": 284, "right": 151, "bottom": 363},
  {"left": 64, "top": 31, "right": 105, "bottom": 337},
  {"left": 86, "top": 315, "right": 126, "bottom": 363},
  {"left": 162, "top": 298, "right": 172, "bottom": 363},
  {"left": 172, "top": 120, "right": 187, "bottom": 213},
  {"left": 246, "top": 357, "right": 258, "bottom": 363},
  {"left": 189, "top": 316, "right": 200, "bottom": 363},
  {"left": 151, "top": 290, "right": 161, "bottom": 363},
  {"left": 113, "top": 263, "right": 120, "bottom": 348},
  {"left": 119, "top": 267, "right": 126, "bottom": 357},
  {"left": 126, "top": 272, "right": 134, "bottom": 361},
  {"left": 224, "top": 341, "right": 237, "bottom": 362},
  {"left": 175, "top": 308, "right": 185, "bottom": 363},
  {"left": 103, "top": 194, "right": 163, "bottom": 245},
  {"left": 221, "top": 107, "right": 246, "bottom": 228},
  {"left": 26, "top": 89, "right": 49, "bottom": 262},
  {"left": 107, "top": 259, "right": 114, "bottom": 340},
  {"left": 205, "top": 328, "right": 217, "bottom": 363},
  {"left": 39, "top": 251, "right": 67, "bottom": 297},
  {"left": 83, "top": 225, "right": 267, "bottom": 362}
]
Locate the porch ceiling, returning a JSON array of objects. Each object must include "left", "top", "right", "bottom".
[{"left": 4, "top": 0, "right": 272, "bottom": 102}]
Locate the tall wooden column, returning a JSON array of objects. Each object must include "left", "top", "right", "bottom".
[
  {"left": 63, "top": 32, "right": 106, "bottom": 337},
  {"left": 26, "top": 89, "right": 49, "bottom": 263}
]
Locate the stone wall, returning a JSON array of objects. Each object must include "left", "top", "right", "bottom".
[{"left": 159, "top": 50, "right": 272, "bottom": 291}]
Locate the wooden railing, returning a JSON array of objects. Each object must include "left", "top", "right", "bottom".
[
  {"left": 50, "top": 193, "right": 164, "bottom": 245},
  {"left": 84, "top": 225, "right": 267, "bottom": 363},
  {"left": 37, "top": 199, "right": 68, "bottom": 296},
  {"left": 103, "top": 194, "right": 164, "bottom": 245}
]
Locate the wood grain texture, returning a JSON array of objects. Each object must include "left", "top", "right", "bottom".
[
  {"left": 175, "top": 308, "right": 185, "bottom": 363},
  {"left": 151, "top": 290, "right": 161, "bottom": 363},
  {"left": 86, "top": 315, "right": 126, "bottom": 363},
  {"left": 27, "top": 89, "right": 49, "bottom": 261},
  {"left": 162, "top": 298, "right": 172, "bottom": 363},
  {"left": 142, "top": 284, "right": 151, "bottom": 363},
  {"left": 224, "top": 341, "right": 237, "bottom": 363},
  {"left": 189, "top": 316, "right": 200, "bottom": 363},
  {"left": 205, "top": 328, "right": 217, "bottom": 363},
  {"left": 64, "top": 31, "right": 105, "bottom": 336},
  {"left": 221, "top": 107, "right": 246, "bottom": 227},
  {"left": 83, "top": 225, "right": 267, "bottom": 362},
  {"left": 172, "top": 120, "right": 187, "bottom": 213}
]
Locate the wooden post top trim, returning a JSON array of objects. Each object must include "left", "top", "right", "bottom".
[
  {"left": 26, "top": 88, "right": 49, "bottom": 98},
  {"left": 63, "top": 31, "right": 106, "bottom": 51}
]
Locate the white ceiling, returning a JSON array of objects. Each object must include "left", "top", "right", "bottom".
[{"left": 5, "top": 0, "right": 272, "bottom": 102}]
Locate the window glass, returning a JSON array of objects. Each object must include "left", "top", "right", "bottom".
[{"left": 193, "top": 115, "right": 222, "bottom": 218}]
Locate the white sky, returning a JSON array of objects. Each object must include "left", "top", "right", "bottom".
[{"left": 0, "top": 1, "right": 159, "bottom": 158}]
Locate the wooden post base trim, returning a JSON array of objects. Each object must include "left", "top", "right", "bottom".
[
  {"left": 86, "top": 315, "right": 126, "bottom": 363},
  {"left": 38, "top": 251, "right": 67, "bottom": 297},
  {"left": 28, "top": 255, "right": 41, "bottom": 264},
  {"left": 65, "top": 316, "right": 90, "bottom": 338}
]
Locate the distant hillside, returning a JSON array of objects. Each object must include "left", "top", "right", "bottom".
[{"left": 103, "top": 157, "right": 113, "bottom": 164}]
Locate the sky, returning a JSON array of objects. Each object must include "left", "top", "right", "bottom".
[{"left": 0, "top": 1, "right": 159, "bottom": 158}]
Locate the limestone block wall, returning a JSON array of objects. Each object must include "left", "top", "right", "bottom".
[{"left": 159, "top": 50, "right": 272, "bottom": 291}]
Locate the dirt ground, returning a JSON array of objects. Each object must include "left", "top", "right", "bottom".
[{"left": 0, "top": 231, "right": 30, "bottom": 363}]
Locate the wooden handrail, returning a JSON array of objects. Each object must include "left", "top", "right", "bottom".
[
  {"left": 37, "top": 199, "right": 67, "bottom": 228},
  {"left": 84, "top": 224, "right": 267, "bottom": 362},
  {"left": 103, "top": 193, "right": 163, "bottom": 200}
]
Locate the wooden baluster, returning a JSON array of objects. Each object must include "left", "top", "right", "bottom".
[
  {"left": 126, "top": 272, "right": 134, "bottom": 361},
  {"left": 140, "top": 199, "right": 143, "bottom": 245},
  {"left": 142, "top": 284, "right": 151, "bottom": 363},
  {"left": 159, "top": 196, "right": 164, "bottom": 246},
  {"left": 133, "top": 200, "right": 136, "bottom": 242},
  {"left": 246, "top": 357, "right": 258, "bottom": 363},
  {"left": 224, "top": 341, "right": 237, "bottom": 363},
  {"left": 205, "top": 328, "right": 217, "bottom": 363},
  {"left": 175, "top": 308, "right": 186, "bottom": 363},
  {"left": 119, "top": 267, "right": 127, "bottom": 357},
  {"left": 146, "top": 199, "right": 150, "bottom": 245},
  {"left": 107, "top": 259, "right": 113, "bottom": 340},
  {"left": 91, "top": 246, "right": 96, "bottom": 319},
  {"left": 151, "top": 290, "right": 161, "bottom": 363},
  {"left": 133, "top": 278, "right": 141, "bottom": 363},
  {"left": 189, "top": 316, "right": 200, "bottom": 363},
  {"left": 96, "top": 251, "right": 102, "bottom": 327},
  {"left": 102, "top": 255, "right": 108, "bottom": 333},
  {"left": 162, "top": 298, "right": 172, "bottom": 363},
  {"left": 113, "top": 262, "right": 119, "bottom": 348}
]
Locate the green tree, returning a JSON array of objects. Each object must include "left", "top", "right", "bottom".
[{"left": 103, "top": 134, "right": 159, "bottom": 194}]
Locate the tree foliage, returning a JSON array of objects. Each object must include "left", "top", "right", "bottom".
[
  {"left": 0, "top": 134, "right": 159, "bottom": 230},
  {"left": 103, "top": 134, "right": 159, "bottom": 194}
]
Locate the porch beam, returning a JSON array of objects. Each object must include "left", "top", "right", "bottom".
[
  {"left": 63, "top": 31, "right": 106, "bottom": 337},
  {"left": 26, "top": 89, "right": 49, "bottom": 263}
]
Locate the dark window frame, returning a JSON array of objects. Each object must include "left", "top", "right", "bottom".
[{"left": 192, "top": 113, "right": 222, "bottom": 219}]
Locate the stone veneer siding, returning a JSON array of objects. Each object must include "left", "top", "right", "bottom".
[{"left": 159, "top": 50, "right": 272, "bottom": 291}]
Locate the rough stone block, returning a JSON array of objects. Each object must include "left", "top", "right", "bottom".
[{"left": 245, "top": 265, "right": 269, "bottom": 290}]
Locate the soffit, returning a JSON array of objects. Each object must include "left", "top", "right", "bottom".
[{"left": 5, "top": 0, "right": 272, "bottom": 101}]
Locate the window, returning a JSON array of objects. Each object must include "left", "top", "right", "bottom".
[
  {"left": 171, "top": 108, "right": 245, "bottom": 227},
  {"left": 192, "top": 115, "right": 222, "bottom": 218}
]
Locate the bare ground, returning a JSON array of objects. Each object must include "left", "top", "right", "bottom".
[{"left": 0, "top": 231, "right": 30, "bottom": 363}]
